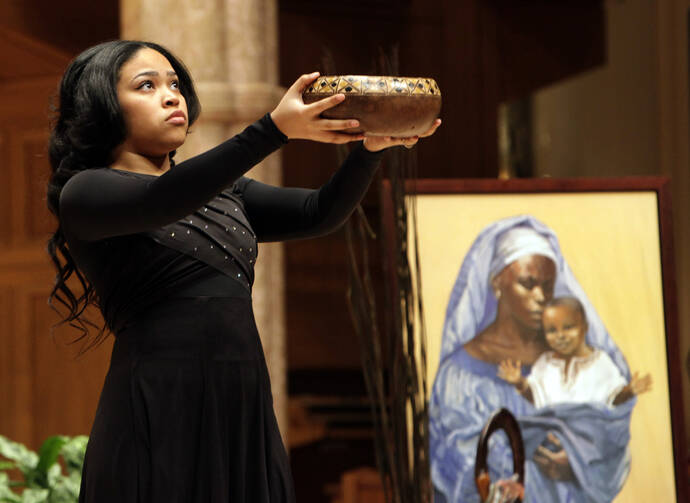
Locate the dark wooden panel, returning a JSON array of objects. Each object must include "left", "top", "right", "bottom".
[
  {"left": 440, "top": 0, "right": 489, "bottom": 177},
  {"left": 279, "top": 3, "right": 469, "bottom": 181},
  {"left": 0, "top": 76, "right": 62, "bottom": 125},
  {"left": 0, "top": 287, "right": 13, "bottom": 436},
  {"left": 1, "top": 76, "right": 61, "bottom": 248},
  {"left": 0, "top": 255, "right": 112, "bottom": 450},
  {"left": 0, "top": 2, "right": 118, "bottom": 60},
  {"left": 280, "top": 1, "right": 450, "bottom": 372},
  {"left": 490, "top": 1, "right": 606, "bottom": 103},
  {"left": 31, "top": 292, "right": 111, "bottom": 446},
  {"left": 286, "top": 229, "right": 376, "bottom": 369},
  {"left": 8, "top": 287, "right": 35, "bottom": 445},
  {"left": 402, "top": 175, "right": 673, "bottom": 194},
  {"left": 0, "top": 28, "right": 71, "bottom": 82},
  {"left": 0, "top": 55, "right": 112, "bottom": 448},
  {"left": 281, "top": 0, "right": 411, "bottom": 14},
  {"left": 291, "top": 437, "right": 378, "bottom": 503},
  {"left": 22, "top": 132, "right": 55, "bottom": 241},
  {"left": 0, "top": 131, "right": 10, "bottom": 246}
]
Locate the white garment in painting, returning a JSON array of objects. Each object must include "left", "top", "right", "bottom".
[{"left": 527, "top": 349, "right": 628, "bottom": 408}]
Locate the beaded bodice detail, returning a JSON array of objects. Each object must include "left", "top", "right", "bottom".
[{"left": 146, "top": 188, "right": 257, "bottom": 291}]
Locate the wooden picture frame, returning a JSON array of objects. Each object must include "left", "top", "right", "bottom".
[{"left": 380, "top": 177, "right": 686, "bottom": 503}]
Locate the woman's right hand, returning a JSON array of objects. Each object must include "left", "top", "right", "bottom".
[{"left": 270, "top": 72, "right": 365, "bottom": 144}]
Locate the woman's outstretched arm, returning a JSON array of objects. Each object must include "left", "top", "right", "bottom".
[
  {"left": 59, "top": 73, "right": 365, "bottom": 242},
  {"left": 239, "top": 142, "right": 383, "bottom": 242},
  {"left": 59, "top": 115, "right": 289, "bottom": 241},
  {"left": 240, "top": 117, "right": 442, "bottom": 241}
]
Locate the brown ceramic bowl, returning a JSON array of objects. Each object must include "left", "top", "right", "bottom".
[{"left": 302, "top": 75, "right": 442, "bottom": 137}]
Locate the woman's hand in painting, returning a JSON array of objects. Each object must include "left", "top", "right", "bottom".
[
  {"left": 270, "top": 72, "right": 365, "bottom": 144},
  {"left": 497, "top": 359, "right": 522, "bottom": 385},
  {"left": 362, "top": 118, "right": 442, "bottom": 152},
  {"left": 533, "top": 432, "right": 574, "bottom": 481}
]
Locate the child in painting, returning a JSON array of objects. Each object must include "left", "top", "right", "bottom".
[{"left": 498, "top": 296, "right": 652, "bottom": 408}]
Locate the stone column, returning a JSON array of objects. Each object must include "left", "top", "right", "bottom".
[{"left": 121, "top": 0, "right": 288, "bottom": 435}]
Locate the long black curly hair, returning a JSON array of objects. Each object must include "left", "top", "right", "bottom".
[{"left": 46, "top": 40, "right": 201, "bottom": 349}]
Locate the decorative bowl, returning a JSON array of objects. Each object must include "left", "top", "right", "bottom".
[{"left": 302, "top": 75, "right": 442, "bottom": 137}]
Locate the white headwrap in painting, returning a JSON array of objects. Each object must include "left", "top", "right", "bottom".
[{"left": 489, "top": 226, "right": 558, "bottom": 279}]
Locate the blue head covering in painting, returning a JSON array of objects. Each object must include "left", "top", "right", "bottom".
[
  {"left": 439, "top": 214, "right": 629, "bottom": 378},
  {"left": 430, "top": 215, "right": 633, "bottom": 503}
]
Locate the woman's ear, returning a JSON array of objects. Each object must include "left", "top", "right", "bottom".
[{"left": 491, "top": 276, "right": 502, "bottom": 299}]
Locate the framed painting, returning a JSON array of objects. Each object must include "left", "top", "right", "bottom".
[{"left": 380, "top": 177, "right": 686, "bottom": 503}]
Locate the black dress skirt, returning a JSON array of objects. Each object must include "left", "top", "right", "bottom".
[
  {"left": 80, "top": 293, "right": 294, "bottom": 502},
  {"left": 59, "top": 115, "right": 382, "bottom": 502}
]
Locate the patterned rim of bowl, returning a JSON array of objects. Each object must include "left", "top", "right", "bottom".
[{"left": 304, "top": 75, "right": 441, "bottom": 97}]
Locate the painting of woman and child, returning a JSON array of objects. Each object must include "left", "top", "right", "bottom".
[{"left": 407, "top": 188, "right": 678, "bottom": 503}]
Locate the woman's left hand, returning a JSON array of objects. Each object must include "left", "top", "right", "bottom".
[
  {"left": 362, "top": 118, "right": 442, "bottom": 152},
  {"left": 533, "top": 432, "right": 574, "bottom": 481}
]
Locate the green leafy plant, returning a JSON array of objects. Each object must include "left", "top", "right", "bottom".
[{"left": 0, "top": 435, "right": 87, "bottom": 503}]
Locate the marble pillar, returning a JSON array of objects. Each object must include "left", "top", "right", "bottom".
[{"left": 120, "top": 0, "right": 288, "bottom": 436}]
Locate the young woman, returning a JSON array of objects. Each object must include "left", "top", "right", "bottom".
[{"left": 46, "top": 40, "right": 440, "bottom": 502}]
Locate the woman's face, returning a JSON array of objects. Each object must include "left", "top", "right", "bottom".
[
  {"left": 116, "top": 48, "right": 188, "bottom": 158},
  {"left": 493, "top": 254, "right": 556, "bottom": 330}
]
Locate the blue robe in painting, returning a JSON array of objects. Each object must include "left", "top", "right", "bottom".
[
  {"left": 430, "top": 348, "right": 633, "bottom": 503},
  {"left": 429, "top": 216, "right": 633, "bottom": 503}
]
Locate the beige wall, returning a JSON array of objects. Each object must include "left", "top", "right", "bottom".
[
  {"left": 532, "top": 0, "right": 659, "bottom": 178},
  {"left": 531, "top": 0, "right": 690, "bottom": 453}
]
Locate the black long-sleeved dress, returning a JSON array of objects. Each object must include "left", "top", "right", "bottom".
[{"left": 58, "top": 114, "right": 383, "bottom": 502}]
